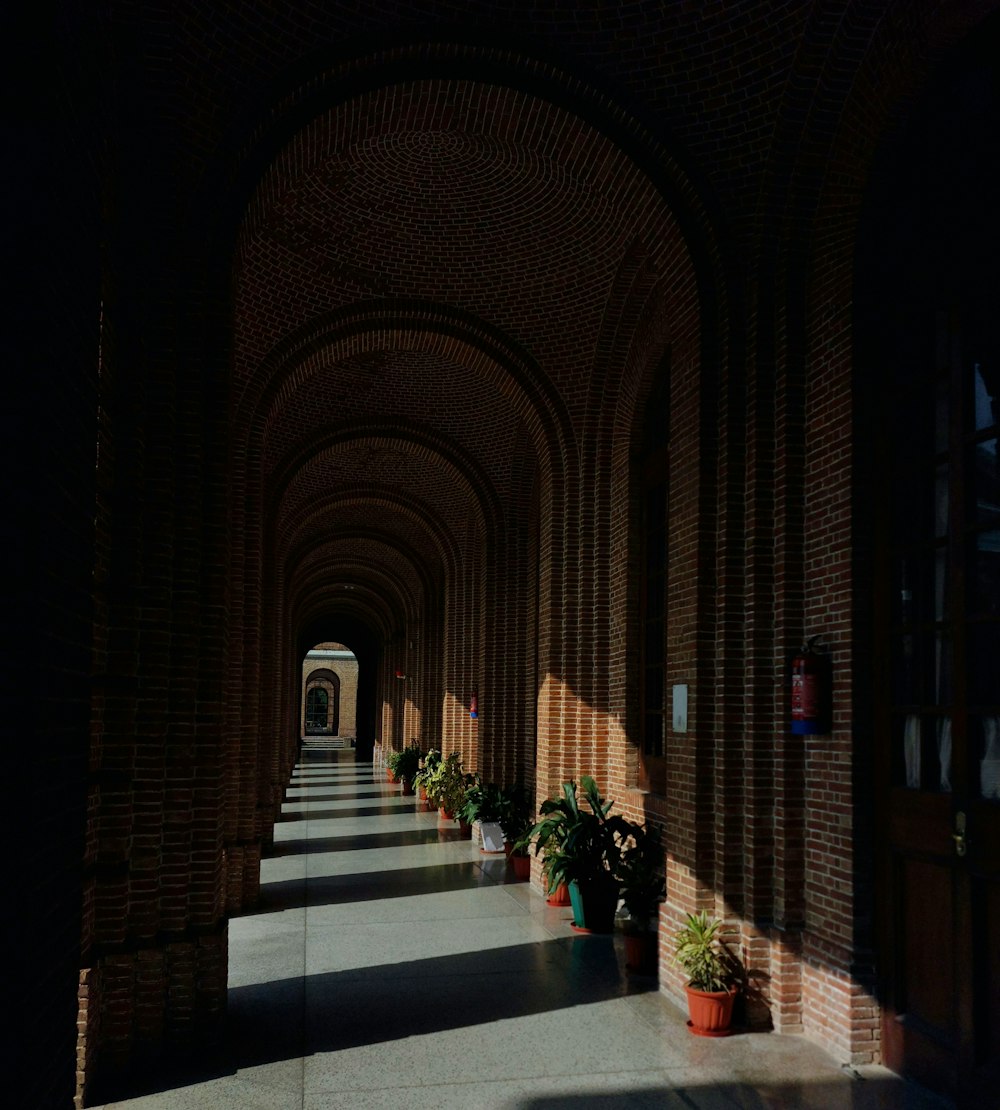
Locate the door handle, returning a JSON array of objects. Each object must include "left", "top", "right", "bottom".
[{"left": 951, "top": 811, "right": 968, "bottom": 857}]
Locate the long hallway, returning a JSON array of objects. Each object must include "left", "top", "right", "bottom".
[{"left": 93, "top": 744, "right": 949, "bottom": 1109}]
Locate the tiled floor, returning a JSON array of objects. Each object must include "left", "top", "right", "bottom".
[{"left": 93, "top": 744, "right": 952, "bottom": 1109}]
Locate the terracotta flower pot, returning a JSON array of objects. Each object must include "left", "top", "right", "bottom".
[
  {"left": 439, "top": 807, "right": 455, "bottom": 821},
  {"left": 510, "top": 852, "right": 531, "bottom": 880},
  {"left": 401, "top": 779, "right": 414, "bottom": 796},
  {"left": 623, "top": 930, "right": 658, "bottom": 975},
  {"left": 546, "top": 881, "right": 571, "bottom": 906},
  {"left": 684, "top": 984, "right": 737, "bottom": 1037}
]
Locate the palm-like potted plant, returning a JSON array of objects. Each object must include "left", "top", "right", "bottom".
[
  {"left": 523, "top": 777, "right": 629, "bottom": 932},
  {"left": 618, "top": 823, "right": 665, "bottom": 974},
  {"left": 673, "top": 910, "right": 740, "bottom": 1036}
]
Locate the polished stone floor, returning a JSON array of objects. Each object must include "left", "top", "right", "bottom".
[{"left": 94, "top": 742, "right": 951, "bottom": 1109}]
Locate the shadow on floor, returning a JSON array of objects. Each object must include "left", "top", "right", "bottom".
[
  {"left": 515, "top": 1077, "right": 953, "bottom": 1110},
  {"left": 89, "top": 936, "right": 651, "bottom": 1104},
  {"left": 88, "top": 933, "right": 953, "bottom": 1110},
  {"left": 283, "top": 787, "right": 388, "bottom": 801},
  {"left": 266, "top": 827, "right": 447, "bottom": 856},
  {"left": 252, "top": 859, "right": 513, "bottom": 912},
  {"left": 276, "top": 802, "right": 420, "bottom": 821}
]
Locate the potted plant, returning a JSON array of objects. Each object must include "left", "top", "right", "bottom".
[
  {"left": 518, "top": 783, "right": 578, "bottom": 905},
  {"left": 425, "top": 752, "right": 467, "bottom": 821},
  {"left": 618, "top": 823, "right": 665, "bottom": 974},
  {"left": 523, "top": 777, "right": 629, "bottom": 932},
  {"left": 390, "top": 742, "right": 422, "bottom": 795},
  {"left": 412, "top": 748, "right": 441, "bottom": 810},
  {"left": 457, "top": 779, "right": 509, "bottom": 849},
  {"left": 498, "top": 784, "right": 534, "bottom": 879},
  {"left": 672, "top": 910, "right": 740, "bottom": 1037}
]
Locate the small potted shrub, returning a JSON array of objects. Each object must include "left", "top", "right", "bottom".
[
  {"left": 498, "top": 784, "right": 534, "bottom": 879},
  {"left": 413, "top": 748, "right": 441, "bottom": 810},
  {"left": 392, "top": 743, "right": 422, "bottom": 795},
  {"left": 457, "top": 777, "right": 504, "bottom": 844},
  {"left": 426, "top": 752, "right": 467, "bottom": 821},
  {"left": 673, "top": 910, "right": 740, "bottom": 1037},
  {"left": 618, "top": 823, "right": 665, "bottom": 974}
]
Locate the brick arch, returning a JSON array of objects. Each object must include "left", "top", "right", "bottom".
[
  {"left": 235, "top": 78, "right": 697, "bottom": 413},
  {"left": 289, "top": 544, "right": 425, "bottom": 635},
  {"left": 219, "top": 52, "right": 723, "bottom": 893},
  {"left": 245, "top": 304, "right": 572, "bottom": 489},
  {"left": 219, "top": 42, "right": 727, "bottom": 306},
  {"left": 268, "top": 426, "right": 500, "bottom": 556},
  {"left": 283, "top": 496, "right": 456, "bottom": 596},
  {"left": 298, "top": 593, "right": 393, "bottom": 634}
]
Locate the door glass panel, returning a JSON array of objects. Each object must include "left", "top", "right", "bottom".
[
  {"left": 935, "top": 463, "right": 950, "bottom": 537},
  {"left": 973, "top": 438, "right": 999, "bottom": 524},
  {"left": 975, "top": 715, "right": 1000, "bottom": 801},
  {"left": 897, "top": 714, "right": 951, "bottom": 792},
  {"left": 973, "top": 361, "right": 998, "bottom": 432},
  {"left": 933, "top": 630, "right": 953, "bottom": 704},
  {"left": 935, "top": 373, "right": 950, "bottom": 452},
  {"left": 967, "top": 622, "right": 1000, "bottom": 705},
  {"left": 895, "top": 551, "right": 943, "bottom": 626},
  {"left": 893, "top": 633, "right": 922, "bottom": 704},
  {"left": 970, "top": 529, "right": 1000, "bottom": 616},
  {"left": 901, "top": 714, "right": 921, "bottom": 788},
  {"left": 896, "top": 556, "right": 915, "bottom": 626},
  {"left": 935, "top": 547, "right": 949, "bottom": 622},
  {"left": 937, "top": 716, "right": 952, "bottom": 792}
]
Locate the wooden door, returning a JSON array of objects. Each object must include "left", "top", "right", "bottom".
[{"left": 876, "top": 311, "right": 1000, "bottom": 1104}]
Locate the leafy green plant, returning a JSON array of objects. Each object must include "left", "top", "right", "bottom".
[
  {"left": 456, "top": 777, "right": 506, "bottom": 826},
  {"left": 522, "top": 777, "right": 630, "bottom": 893},
  {"left": 497, "top": 783, "right": 534, "bottom": 852},
  {"left": 386, "top": 742, "right": 421, "bottom": 785},
  {"left": 424, "top": 751, "right": 467, "bottom": 814},
  {"left": 673, "top": 910, "right": 738, "bottom": 992},
  {"left": 457, "top": 780, "right": 535, "bottom": 849},
  {"left": 412, "top": 748, "right": 441, "bottom": 795},
  {"left": 618, "top": 822, "right": 665, "bottom": 931}
]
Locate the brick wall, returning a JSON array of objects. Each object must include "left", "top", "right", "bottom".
[{"left": 31, "top": 1, "right": 1000, "bottom": 1099}]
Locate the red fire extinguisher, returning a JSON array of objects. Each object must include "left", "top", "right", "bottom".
[
  {"left": 469, "top": 689, "right": 478, "bottom": 720},
  {"left": 791, "top": 637, "right": 826, "bottom": 735}
]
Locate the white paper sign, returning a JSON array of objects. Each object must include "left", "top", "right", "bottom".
[{"left": 480, "top": 822, "right": 505, "bottom": 853}]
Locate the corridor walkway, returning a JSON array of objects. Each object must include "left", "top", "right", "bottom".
[{"left": 95, "top": 743, "right": 950, "bottom": 1109}]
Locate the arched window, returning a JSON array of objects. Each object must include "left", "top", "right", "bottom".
[{"left": 305, "top": 686, "right": 329, "bottom": 733}]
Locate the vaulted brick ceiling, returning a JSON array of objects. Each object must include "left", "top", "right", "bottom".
[{"left": 233, "top": 77, "right": 683, "bottom": 635}]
